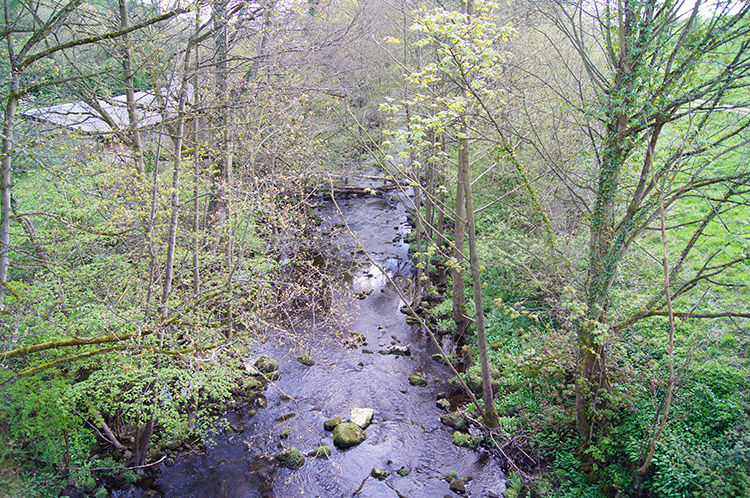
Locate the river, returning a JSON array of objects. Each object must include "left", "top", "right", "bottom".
[{"left": 134, "top": 179, "right": 507, "bottom": 497}]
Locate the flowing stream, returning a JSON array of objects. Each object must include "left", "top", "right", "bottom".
[{"left": 138, "top": 179, "right": 506, "bottom": 497}]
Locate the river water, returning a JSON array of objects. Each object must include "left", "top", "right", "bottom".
[{"left": 142, "top": 182, "right": 506, "bottom": 497}]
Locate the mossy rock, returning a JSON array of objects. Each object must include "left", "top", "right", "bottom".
[
  {"left": 463, "top": 364, "right": 500, "bottom": 396},
  {"left": 296, "top": 354, "right": 315, "bottom": 366},
  {"left": 323, "top": 416, "right": 342, "bottom": 432},
  {"left": 333, "top": 422, "right": 366, "bottom": 448},
  {"left": 440, "top": 413, "right": 468, "bottom": 432},
  {"left": 254, "top": 355, "right": 279, "bottom": 374},
  {"left": 242, "top": 376, "right": 262, "bottom": 390},
  {"left": 452, "top": 431, "right": 480, "bottom": 449},
  {"left": 409, "top": 374, "right": 427, "bottom": 386},
  {"left": 444, "top": 470, "right": 458, "bottom": 482},
  {"left": 346, "top": 332, "right": 367, "bottom": 347},
  {"left": 311, "top": 446, "right": 331, "bottom": 458},
  {"left": 276, "top": 446, "right": 305, "bottom": 469}
]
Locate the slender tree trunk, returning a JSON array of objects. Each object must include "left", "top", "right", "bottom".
[
  {"left": 637, "top": 185, "right": 677, "bottom": 478},
  {"left": 0, "top": 0, "right": 17, "bottom": 300},
  {"left": 144, "top": 132, "right": 163, "bottom": 315},
  {"left": 0, "top": 72, "right": 18, "bottom": 303},
  {"left": 10, "top": 197, "right": 48, "bottom": 267},
  {"left": 248, "top": 0, "right": 275, "bottom": 82},
  {"left": 101, "top": 419, "right": 127, "bottom": 451},
  {"left": 424, "top": 130, "right": 436, "bottom": 242},
  {"left": 119, "top": 0, "right": 145, "bottom": 176},
  {"left": 132, "top": 415, "right": 154, "bottom": 466},
  {"left": 460, "top": 125, "right": 499, "bottom": 428},
  {"left": 436, "top": 133, "right": 447, "bottom": 287},
  {"left": 208, "top": 0, "right": 231, "bottom": 235},
  {"left": 411, "top": 146, "right": 424, "bottom": 306},
  {"left": 452, "top": 127, "right": 470, "bottom": 342},
  {"left": 192, "top": 32, "right": 201, "bottom": 295},
  {"left": 451, "top": 0, "right": 475, "bottom": 342},
  {"left": 161, "top": 48, "right": 193, "bottom": 309},
  {"left": 422, "top": 130, "right": 436, "bottom": 295},
  {"left": 62, "top": 430, "right": 70, "bottom": 471}
]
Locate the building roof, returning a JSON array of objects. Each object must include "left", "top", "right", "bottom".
[{"left": 21, "top": 86, "right": 192, "bottom": 134}]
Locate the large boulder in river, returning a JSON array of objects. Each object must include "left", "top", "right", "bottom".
[
  {"left": 350, "top": 407, "right": 373, "bottom": 429},
  {"left": 333, "top": 422, "right": 366, "bottom": 448}
]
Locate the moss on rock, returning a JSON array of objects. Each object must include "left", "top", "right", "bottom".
[{"left": 333, "top": 422, "right": 366, "bottom": 448}]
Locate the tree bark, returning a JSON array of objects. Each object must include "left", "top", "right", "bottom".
[
  {"left": 119, "top": 0, "right": 145, "bottom": 176},
  {"left": 161, "top": 47, "right": 193, "bottom": 310},
  {"left": 637, "top": 184, "right": 677, "bottom": 477},
  {"left": 207, "top": 0, "right": 231, "bottom": 235},
  {"left": 192, "top": 25, "right": 201, "bottom": 295},
  {"left": 451, "top": 130, "right": 469, "bottom": 342},
  {"left": 462, "top": 134, "right": 499, "bottom": 428},
  {"left": 0, "top": 74, "right": 18, "bottom": 303},
  {"left": 132, "top": 415, "right": 154, "bottom": 466}
]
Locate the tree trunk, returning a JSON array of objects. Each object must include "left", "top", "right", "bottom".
[
  {"left": 119, "top": 0, "right": 145, "bottom": 177},
  {"left": 132, "top": 416, "right": 154, "bottom": 466},
  {"left": 436, "top": 133, "right": 447, "bottom": 287},
  {"left": 577, "top": 128, "right": 626, "bottom": 440},
  {"left": 451, "top": 128, "right": 470, "bottom": 342},
  {"left": 0, "top": 73, "right": 18, "bottom": 304},
  {"left": 577, "top": 7, "right": 635, "bottom": 438},
  {"left": 161, "top": 48, "right": 193, "bottom": 310},
  {"left": 192, "top": 33, "right": 201, "bottom": 295},
  {"left": 460, "top": 121, "right": 499, "bottom": 428},
  {"left": 208, "top": 0, "right": 231, "bottom": 235},
  {"left": 411, "top": 147, "right": 424, "bottom": 306}
]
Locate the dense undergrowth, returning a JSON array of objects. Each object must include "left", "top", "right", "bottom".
[
  {"left": 414, "top": 208, "right": 750, "bottom": 498},
  {"left": 418, "top": 264, "right": 749, "bottom": 497}
]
